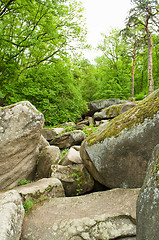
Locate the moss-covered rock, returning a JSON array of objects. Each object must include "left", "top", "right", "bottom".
[
  {"left": 80, "top": 89, "right": 159, "bottom": 188},
  {"left": 93, "top": 102, "right": 136, "bottom": 121},
  {"left": 87, "top": 90, "right": 159, "bottom": 146},
  {"left": 85, "top": 98, "right": 125, "bottom": 116}
]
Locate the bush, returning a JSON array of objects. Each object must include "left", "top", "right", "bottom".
[{"left": 2, "top": 60, "right": 88, "bottom": 126}]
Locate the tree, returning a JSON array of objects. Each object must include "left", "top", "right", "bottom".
[
  {"left": 0, "top": 0, "right": 86, "bottom": 81},
  {"left": 0, "top": 0, "right": 87, "bottom": 106},
  {"left": 95, "top": 29, "right": 132, "bottom": 100},
  {"left": 5, "top": 60, "right": 88, "bottom": 125},
  {"left": 121, "top": 23, "right": 146, "bottom": 97},
  {"left": 71, "top": 57, "right": 99, "bottom": 102},
  {"left": 127, "top": 0, "right": 159, "bottom": 95}
]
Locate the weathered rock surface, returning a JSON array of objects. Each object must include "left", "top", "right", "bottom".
[
  {"left": 80, "top": 90, "right": 159, "bottom": 188},
  {"left": 0, "top": 190, "right": 24, "bottom": 240},
  {"left": 51, "top": 164, "right": 94, "bottom": 196},
  {"left": 21, "top": 188, "right": 140, "bottom": 240},
  {"left": 36, "top": 146, "right": 61, "bottom": 179},
  {"left": 136, "top": 144, "right": 159, "bottom": 240},
  {"left": 38, "top": 135, "right": 49, "bottom": 152},
  {"left": 42, "top": 128, "right": 64, "bottom": 141},
  {"left": 14, "top": 178, "right": 65, "bottom": 204},
  {"left": 60, "top": 147, "right": 83, "bottom": 165},
  {"left": 50, "top": 130, "right": 85, "bottom": 149},
  {"left": 0, "top": 101, "right": 44, "bottom": 190},
  {"left": 86, "top": 98, "right": 125, "bottom": 116},
  {"left": 94, "top": 102, "right": 136, "bottom": 120}
]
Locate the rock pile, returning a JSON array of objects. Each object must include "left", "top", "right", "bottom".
[{"left": 1, "top": 90, "right": 159, "bottom": 239}]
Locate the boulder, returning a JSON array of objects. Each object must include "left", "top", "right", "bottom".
[
  {"left": 36, "top": 146, "right": 61, "bottom": 179},
  {"left": 94, "top": 102, "right": 136, "bottom": 120},
  {"left": 0, "top": 101, "right": 44, "bottom": 190},
  {"left": 58, "top": 121, "right": 76, "bottom": 128},
  {"left": 42, "top": 128, "right": 64, "bottom": 141},
  {"left": 136, "top": 144, "right": 159, "bottom": 240},
  {"left": 14, "top": 178, "right": 65, "bottom": 204},
  {"left": 72, "top": 145, "right": 81, "bottom": 151},
  {"left": 88, "top": 116, "right": 94, "bottom": 126},
  {"left": 50, "top": 130, "right": 85, "bottom": 149},
  {"left": 38, "top": 135, "right": 49, "bottom": 152},
  {"left": 86, "top": 98, "right": 125, "bottom": 116},
  {"left": 51, "top": 164, "right": 94, "bottom": 196},
  {"left": 80, "top": 90, "right": 159, "bottom": 188},
  {"left": 0, "top": 190, "right": 24, "bottom": 240},
  {"left": 21, "top": 188, "right": 140, "bottom": 240},
  {"left": 60, "top": 147, "right": 83, "bottom": 166}
]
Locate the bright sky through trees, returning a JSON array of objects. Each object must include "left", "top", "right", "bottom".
[{"left": 81, "top": 0, "right": 132, "bottom": 61}]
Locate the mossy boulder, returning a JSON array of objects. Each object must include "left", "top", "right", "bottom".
[
  {"left": 80, "top": 89, "right": 159, "bottom": 188},
  {"left": 94, "top": 102, "right": 136, "bottom": 120},
  {"left": 136, "top": 144, "right": 159, "bottom": 240},
  {"left": 85, "top": 98, "right": 125, "bottom": 116}
]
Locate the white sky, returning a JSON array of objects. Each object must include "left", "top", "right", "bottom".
[{"left": 80, "top": 0, "right": 132, "bottom": 61}]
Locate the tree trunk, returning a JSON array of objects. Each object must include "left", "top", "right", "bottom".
[
  {"left": 145, "top": 19, "right": 154, "bottom": 95},
  {"left": 131, "top": 44, "right": 136, "bottom": 97}
]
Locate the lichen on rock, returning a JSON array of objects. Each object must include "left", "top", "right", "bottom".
[{"left": 87, "top": 90, "right": 159, "bottom": 146}]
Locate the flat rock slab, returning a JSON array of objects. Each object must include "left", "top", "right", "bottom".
[
  {"left": 14, "top": 178, "right": 65, "bottom": 203},
  {"left": 22, "top": 188, "right": 140, "bottom": 240}
]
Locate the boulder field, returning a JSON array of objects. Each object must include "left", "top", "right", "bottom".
[{"left": 1, "top": 90, "right": 159, "bottom": 239}]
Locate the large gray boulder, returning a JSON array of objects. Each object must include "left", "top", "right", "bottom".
[
  {"left": 0, "top": 190, "right": 24, "bottom": 240},
  {"left": 136, "top": 144, "right": 159, "bottom": 240},
  {"left": 80, "top": 90, "right": 159, "bottom": 188},
  {"left": 50, "top": 130, "right": 85, "bottom": 149},
  {"left": 0, "top": 101, "right": 44, "bottom": 190},
  {"left": 22, "top": 188, "right": 140, "bottom": 240}
]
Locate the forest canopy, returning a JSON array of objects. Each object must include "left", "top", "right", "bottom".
[{"left": 0, "top": 0, "right": 159, "bottom": 125}]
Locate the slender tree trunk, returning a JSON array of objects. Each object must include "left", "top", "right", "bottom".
[
  {"left": 140, "top": 69, "right": 144, "bottom": 92},
  {"left": 131, "top": 44, "right": 136, "bottom": 97},
  {"left": 145, "top": 17, "right": 154, "bottom": 95}
]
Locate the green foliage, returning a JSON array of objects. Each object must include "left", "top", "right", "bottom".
[
  {"left": 82, "top": 125, "right": 98, "bottom": 137},
  {"left": 3, "top": 60, "right": 88, "bottom": 125},
  {"left": 72, "top": 168, "right": 83, "bottom": 196},
  {"left": 71, "top": 58, "right": 100, "bottom": 101},
  {"left": 61, "top": 148, "right": 69, "bottom": 159},
  {"left": 95, "top": 29, "right": 132, "bottom": 100},
  {"left": 23, "top": 199, "right": 34, "bottom": 212},
  {"left": 63, "top": 125, "right": 76, "bottom": 132},
  {"left": 17, "top": 179, "right": 33, "bottom": 186},
  {"left": 23, "top": 196, "right": 48, "bottom": 212},
  {"left": 135, "top": 92, "right": 145, "bottom": 101}
]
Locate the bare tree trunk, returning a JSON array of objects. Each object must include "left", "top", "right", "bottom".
[
  {"left": 145, "top": 17, "right": 154, "bottom": 95},
  {"left": 131, "top": 44, "right": 136, "bottom": 97}
]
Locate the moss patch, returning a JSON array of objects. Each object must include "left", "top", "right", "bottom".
[
  {"left": 102, "top": 103, "right": 124, "bottom": 118},
  {"left": 87, "top": 91, "right": 159, "bottom": 146}
]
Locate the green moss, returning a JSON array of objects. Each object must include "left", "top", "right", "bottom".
[
  {"left": 102, "top": 104, "right": 123, "bottom": 118},
  {"left": 17, "top": 179, "right": 33, "bottom": 186},
  {"left": 87, "top": 91, "right": 159, "bottom": 146},
  {"left": 153, "top": 157, "right": 159, "bottom": 181}
]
